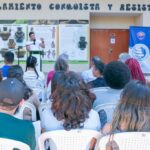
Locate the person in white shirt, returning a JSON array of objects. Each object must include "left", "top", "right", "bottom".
[
  {"left": 26, "top": 31, "right": 45, "bottom": 51},
  {"left": 24, "top": 56, "right": 45, "bottom": 86},
  {"left": 24, "top": 56, "right": 46, "bottom": 102}
]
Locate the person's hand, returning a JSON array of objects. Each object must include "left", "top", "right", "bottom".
[{"left": 102, "top": 123, "right": 112, "bottom": 134}]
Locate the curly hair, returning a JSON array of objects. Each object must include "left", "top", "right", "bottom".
[
  {"left": 51, "top": 71, "right": 96, "bottom": 130},
  {"left": 111, "top": 81, "right": 150, "bottom": 132},
  {"left": 104, "top": 61, "right": 130, "bottom": 89}
]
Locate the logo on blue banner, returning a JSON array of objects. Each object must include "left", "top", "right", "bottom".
[
  {"left": 132, "top": 44, "right": 149, "bottom": 61},
  {"left": 129, "top": 26, "right": 150, "bottom": 73},
  {"left": 137, "top": 31, "right": 145, "bottom": 40}
]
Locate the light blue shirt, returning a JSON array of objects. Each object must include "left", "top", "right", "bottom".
[{"left": 92, "top": 87, "right": 122, "bottom": 108}]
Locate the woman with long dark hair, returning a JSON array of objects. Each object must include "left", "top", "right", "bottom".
[
  {"left": 24, "top": 56, "right": 45, "bottom": 89},
  {"left": 103, "top": 80, "right": 150, "bottom": 134}
]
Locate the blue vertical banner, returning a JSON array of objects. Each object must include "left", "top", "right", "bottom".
[{"left": 129, "top": 26, "right": 150, "bottom": 73}]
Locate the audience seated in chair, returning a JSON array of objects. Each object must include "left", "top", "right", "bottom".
[
  {"left": 0, "top": 78, "right": 35, "bottom": 150},
  {"left": 41, "top": 71, "right": 100, "bottom": 131},
  {"left": 92, "top": 61, "right": 130, "bottom": 128},
  {"left": 47, "top": 53, "right": 69, "bottom": 86},
  {"left": 87, "top": 57, "right": 106, "bottom": 88},
  {"left": 46, "top": 54, "right": 69, "bottom": 98},
  {"left": 103, "top": 80, "right": 150, "bottom": 135},
  {"left": 24, "top": 55, "right": 45, "bottom": 88},
  {"left": 0, "top": 51, "right": 14, "bottom": 78},
  {"left": 7, "top": 65, "right": 40, "bottom": 121},
  {"left": 24, "top": 56, "right": 46, "bottom": 101},
  {"left": 93, "top": 61, "right": 130, "bottom": 108}
]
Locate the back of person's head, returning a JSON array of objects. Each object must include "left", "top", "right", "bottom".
[
  {"left": 7, "top": 65, "right": 24, "bottom": 81},
  {"left": 26, "top": 56, "right": 37, "bottom": 68},
  {"left": 51, "top": 71, "right": 96, "bottom": 130},
  {"left": 4, "top": 51, "right": 14, "bottom": 64},
  {"left": 51, "top": 71, "right": 65, "bottom": 94},
  {"left": 7, "top": 65, "right": 32, "bottom": 100},
  {"left": 104, "top": 61, "right": 130, "bottom": 89},
  {"left": 54, "top": 57, "right": 69, "bottom": 71},
  {"left": 26, "top": 56, "right": 39, "bottom": 79},
  {"left": 112, "top": 81, "right": 150, "bottom": 132},
  {"left": 118, "top": 52, "right": 131, "bottom": 63},
  {"left": 0, "top": 78, "right": 25, "bottom": 110},
  {"left": 91, "top": 56, "right": 101, "bottom": 67},
  {"left": 59, "top": 53, "right": 69, "bottom": 62},
  {"left": 125, "top": 58, "right": 146, "bottom": 84}
]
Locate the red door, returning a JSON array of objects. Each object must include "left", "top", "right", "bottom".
[{"left": 90, "top": 29, "right": 129, "bottom": 64}]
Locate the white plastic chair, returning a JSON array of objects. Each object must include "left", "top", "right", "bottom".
[
  {"left": 38, "top": 130, "right": 101, "bottom": 150},
  {"left": 15, "top": 101, "right": 37, "bottom": 121},
  {"left": 33, "top": 121, "right": 41, "bottom": 150},
  {"left": 99, "top": 132, "right": 150, "bottom": 150},
  {"left": 0, "top": 138, "right": 30, "bottom": 150},
  {"left": 25, "top": 78, "right": 46, "bottom": 102},
  {"left": 34, "top": 88, "right": 46, "bottom": 102}
]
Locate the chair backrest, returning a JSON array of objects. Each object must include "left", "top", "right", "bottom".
[
  {"left": 33, "top": 121, "right": 41, "bottom": 150},
  {"left": 99, "top": 132, "right": 150, "bottom": 150},
  {"left": 25, "top": 78, "right": 46, "bottom": 102},
  {"left": 15, "top": 101, "right": 37, "bottom": 121},
  {"left": 0, "top": 138, "right": 30, "bottom": 150},
  {"left": 94, "top": 103, "right": 117, "bottom": 129},
  {"left": 34, "top": 88, "right": 46, "bottom": 102},
  {"left": 38, "top": 130, "right": 100, "bottom": 150}
]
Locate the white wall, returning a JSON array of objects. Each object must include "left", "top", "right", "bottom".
[{"left": 90, "top": 15, "right": 136, "bottom": 29}]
